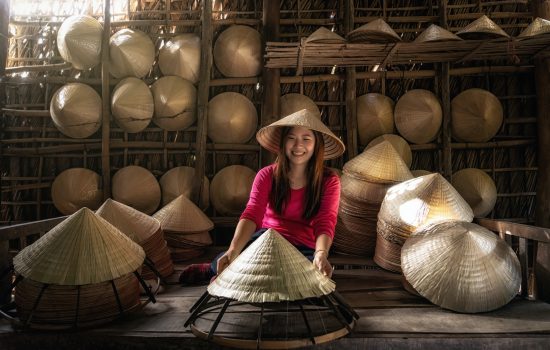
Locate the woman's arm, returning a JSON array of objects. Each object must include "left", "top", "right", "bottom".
[
  {"left": 313, "top": 233, "right": 333, "bottom": 277},
  {"left": 216, "top": 218, "right": 257, "bottom": 274}
]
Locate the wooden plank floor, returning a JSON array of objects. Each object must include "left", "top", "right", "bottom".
[{"left": 2, "top": 252, "right": 550, "bottom": 349}]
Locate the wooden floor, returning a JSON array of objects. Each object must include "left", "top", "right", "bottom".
[{"left": 2, "top": 253, "right": 550, "bottom": 350}]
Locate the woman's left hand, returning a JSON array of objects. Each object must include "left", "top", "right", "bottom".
[{"left": 313, "top": 250, "right": 333, "bottom": 278}]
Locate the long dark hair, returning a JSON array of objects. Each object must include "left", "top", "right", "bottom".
[{"left": 270, "top": 126, "right": 326, "bottom": 219}]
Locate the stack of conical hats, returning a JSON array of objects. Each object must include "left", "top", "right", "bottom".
[
  {"left": 208, "top": 228, "right": 335, "bottom": 302},
  {"left": 13, "top": 208, "right": 145, "bottom": 329},
  {"left": 333, "top": 141, "right": 413, "bottom": 256},
  {"left": 375, "top": 173, "right": 474, "bottom": 273},
  {"left": 153, "top": 195, "right": 214, "bottom": 262},
  {"left": 96, "top": 199, "right": 174, "bottom": 279},
  {"left": 366, "top": 134, "right": 412, "bottom": 167}
]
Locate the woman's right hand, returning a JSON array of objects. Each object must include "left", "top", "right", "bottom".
[{"left": 216, "top": 249, "right": 239, "bottom": 275}]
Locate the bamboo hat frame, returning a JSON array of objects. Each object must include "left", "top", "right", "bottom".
[
  {"left": 109, "top": 28, "right": 155, "bottom": 78},
  {"left": 451, "top": 88, "right": 503, "bottom": 142},
  {"left": 356, "top": 93, "right": 395, "bottom": 146},
  {"left": 280, "top": 93, "right": 321, "bottom": 118},
  {"left": 210, "top": 165, "right": 256, "bottom": 216},
  {"left": 456, "top": 15, "right": 510, "bottom": 39},
  {"left": 158, "top": 33, "right": 202, "bottom": 83},
  {"left": 366, "top": 134, "right": 412, "bottom": 168},
  {"left": 50, "top": 83, "right": 102, "bottom": 138},
  {"left": 256, "top": 109, "right": 346, "bottom": 160},
  {"left": 159, "top": 166, "right": 210, "bottom": 208},
  {"left": 56, "top": 15, "right": 103, "bottom": 70},
  {"left": 207, "top": 92, "right": 258, "bottom": 144},
  {"left": 402, "top": 221, "right": 521, "bottom": 313},
  {"left": 346, "top": 18, "right": 401, "bottom": 43},
  {"left": 51, "top": 167, "right": 103, "bottom": 215},
  {"left": 111, "top": 77, "right": 154, "bottom": 133},
  {"left": 451, "top": 168, "right": 497, "bottom": 218},
  {"left": 394, "top": 89, "right": 442, "bottom": 144},
  {"left": 213, "top": 25, "right": 262, "bottom": 77},
  {"left": 112, "top": 165, "right": 161, "bottom": 215},
  {"left": 151, "top": 76, "right": 197, "bottom": 131}
]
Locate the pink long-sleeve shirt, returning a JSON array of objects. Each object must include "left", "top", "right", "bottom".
[{"left": 240, "top": 164, "right": 340, "bottom": 249}]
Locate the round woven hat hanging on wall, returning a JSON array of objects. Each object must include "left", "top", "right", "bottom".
[
  {"left": 356, "top": 93, "right": 395, "bottom": 147},
  {"left": 50, "top": 83, "right": 102, "bottom": 138},
  {"left": 280, "top": 93, "right": 321, "bottom": 118},
  {"left": 402, "top": 220, "right": 521, "bottom": 313},
  {"left": 518, "top": 17, "right": 550, "bottom": 37},
  {"left": 451, "top": 168, "right": 497, "bottom": 218},
  {"left": 159, "top": 166, "right": 210, "bottom": 208},
  {"left": 151, "top": 76, "right": 197, "bottom": 131},
  {"left": 207, "top": 92, "right": 258, "bottom": 144},
  {"left": 51, "top": 168, "right": 103, "bottom": 215},
  {"left": 451, "top": 88, "right": 503, "bottom": 142},
  {"left": 366, "top": 134, "right": 411, "bottom": 168},
  {"left": 56, "top": 15, "right": 103, "bottom": 70},
  {"left": 210, "top": 165, "right": 256, "bottom": 216},
  {"left": 112, "top": 165, "right": 161, "bottom": 215},
  {"left": 111, "top": 77, "right": 153, "bottom": 133},
  {"left": 158, "top": 33, "right": 201, "bottom": 84},
  {"left": 109, "top": 28, "right": 155, "bottom": 78},
  {"left": 394, "top": 89, "right": 442, "bottom": 144},
  {"left": 456, "top": 15, "right": 510, "bottom": 40},
  {"left": 213, "top": 25, "right": 262, "bottom": 77}
]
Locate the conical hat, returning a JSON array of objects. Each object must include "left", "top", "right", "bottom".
[
  {"left": 213, "top": 25, "right": 262, "bottom": 78},
  {"left": 210, "top": 165, "right": 256, "bottom": 216},
  {"left": 111, "top": 77, "right": 153, "bottom": 133},
  {"left": 153, "top": 195, "right": 214, "bottom": 233},
  {"left": 379, "top": 173, "right": 474, "bottom": 232},
  {"left": 343, "top": 141, "right": 413, "bottom": 184},
  {"left": 208, "top": 228, "right": 335, "bottom": 302},
  {"left": 305, "top": 27, "right": 346, "bottom": 44},
  {"left": 414, "top": 24, "right": 462, "bottom": 43},
  {"left": 109, "top": 28, "right": 155, "bottom": 78},
  {"left": 518, "top": 17, "right": 550, "bottom": 38},
  {"left": 402, "top": 220, "right": 521, "bottom": 313},
  {"left": 50, "top": 83, "right": 102, "bottom": 138},
  {"left": 151, "top": 76, "right": 197, "bottom": 131},
  {"left": 451, "top": 88, "right": 503, "bottom": 142},
  {"left": 280, "top": 93, "right": 321, "bottom": 118},
  {"left": 346, "top": 18, "right": 401, "bottom": 43},
  {"left": 356, "top": 93, "right": 395, "bottom": 146},
  {"left": 256, "top": 109, "right": 345, "bottom": 160},
  {"left": 411, "top": 169, "right": 432, "bottom": 177},
  {"left": 112, "top": 165, "right": 161, "bottom": 215},
  {"left": 451, "top": 168, "right": 497, "bottom": 218},
  {"left": 56, "top": 15, "right": 103, "bottom": 70},
  {"left": 340, "top": 173, "right": 391, "bottom": 203},
  {"left": 13, "top": 208, "right": 145, "bottom": 285},
  {"left": 159, "top": 166, "right": 210, "bottom": 208},
  {"left": 366, "top": 134, "right": 412, "bottom": 167},
  {"left": 158, "top": 33, "right": 201, "bottom": 83},
  {"left": 51, "top": 168, "right": 103, "bottom": 215},
  {"left": 96, "top": 198, "right": 161, "bottom": 243},
  {"left": 394, "top": 89, "right": 442, "bottom": 144},
  {"left": 457, "top": 15, "right": 510, "bottom": 39},
  {"left": 208, "top": 92, "right": 257, "bottom": 144}
]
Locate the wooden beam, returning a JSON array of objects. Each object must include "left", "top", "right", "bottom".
[
  {"left": 344, "top": 0, "right": 357, "bottom": 159},
  {"left": 438, "top": 1, "right": 451, "bottom": 178},
  {"left": 261, "top": 0, "right": 280, "bottom": 166},
  {"left": 191, "top": 0, "right": 212, "bottom": 205},
  {"left": 534, "top": 0, "right": 550, "bottom": 302},
  {"left": 101, "top": 0, "right": 111, "bottom": 200}
]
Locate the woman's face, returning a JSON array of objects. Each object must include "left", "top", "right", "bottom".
[{"left": 284, "top": 126, "right": 316, "bottom": 167}]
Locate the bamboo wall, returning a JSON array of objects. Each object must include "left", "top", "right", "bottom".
[{"left": 0, "top": 0, "right": 540, "bottom": 230}]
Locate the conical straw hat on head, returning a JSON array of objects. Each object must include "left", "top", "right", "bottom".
[
  {"left": 414, "top": 24, "right": 462, "bottom": 43},
  {"left": 208, "top": 228, "right": 335, "bottom": 302},
  {"left": 457, "top": 15, "right": 510, "bottom": 39},
  {"left": 153, "top": 195, "right": 214, "bottom": 233},
  {"left": 13, "top": 208, "right": 145, "bottom": 285},
  {"left": 112, "top": 165, "right": 161, "bottom": 215},
  {"left": 158, "top": 33, "right": 201, "bottom": 83},
  {"left": 343, "top": 141, "right": 413, "bottom": 184},
  {"left": 356, "top": 93, "right": 395, "bottom": 146},
  {"left": 256, "top": 109, "right": 345, "bottom": 160},
  {"left": 51, "top": 167, "right": 103, "bottom": 215},
  {"left": 57, "top": 15, "right": 103, "bottom": 70},
  {"left": 346, "top": 18, "right": 401, "bottom": 43},
  {"left": 379, "top": 173, "right": 474, "bottom": 232},
  {"left": 96, "top": 198, "right": 160, "bottom": 243},
  {"left": 518, "top": 17, "right": 550, "bottom": 38},
  {"left": 213, "top": 25, "right": 262, "bottom": 78},
  {"left": 305, "top": 27, "right": 346, "bottom": 44},
  {"left": 451, "top": 168, "right": 497, "bottom": 218},
  {"left": 111, "top": 77, "right": 153, "bottom": 133},
  {"left": 159, "top": 166, "right": 210, "bottom": 208},
  {"left": 366, "top": 134, "right": 412, "bottom": 167},
  {"left": 394, "top": 89, "right": 442, "bottom": 144},
  {"left": 207, "top": 92, "right": 258, "bottom": 144},
  {"left": 280, "top": 93, "right": 321, "bottom": 118},
  {"left": 402, "top": 220, "right": 521, "bottom": 313},
  {"left": 151, "top": 76, "right": 197, "bottom": 131},
  {"left": 109, "top": 28, "right": 155, "bottom": 78},
  {"left": 451, "top": 88, "right": 503, "bottom": 142}
]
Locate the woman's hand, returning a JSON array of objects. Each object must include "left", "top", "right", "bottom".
[
  {"left": 313, "top": 250, "right": 333, "bottom": 278},
  {"left": 216, "top": 249, "right": 240, "bottom": 275}
]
